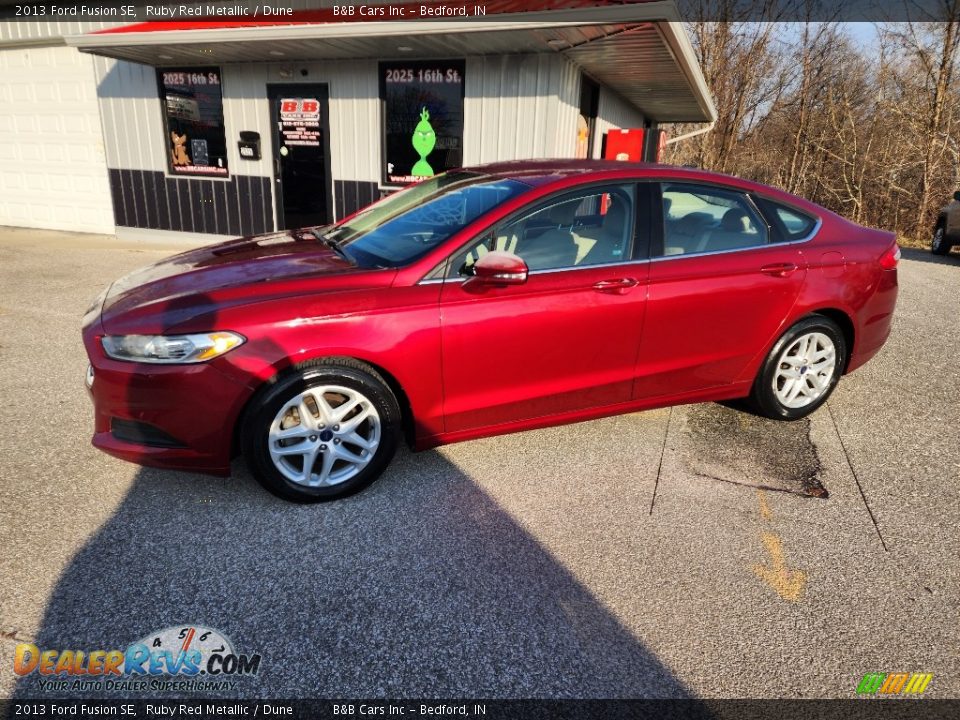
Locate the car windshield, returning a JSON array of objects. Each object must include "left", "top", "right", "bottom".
[{"left": 320, "top": 171, "right": 529, "bottom": 268}]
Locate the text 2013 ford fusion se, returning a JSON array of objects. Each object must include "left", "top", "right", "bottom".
[{"left": 82, "top": 161, "right": 899, "bottom": 502}]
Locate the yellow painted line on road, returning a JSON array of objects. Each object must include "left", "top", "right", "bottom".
[
  {"left": 757, "top": 489, "right": 773, "bottom": 520},
  {"left": 751, "top": 490, "right": 807, "bottom": 602},
  {"left": 752, "top": 531, "right": 807, "bottom": 602}
]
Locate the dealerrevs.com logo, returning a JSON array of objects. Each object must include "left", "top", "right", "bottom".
[{"left": 13, "top": 625, "right": 261, "bottom": 693}]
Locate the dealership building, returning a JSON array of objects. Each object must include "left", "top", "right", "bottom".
[{"left": 0, "top": 1, "right": 716, "bottom": 242}]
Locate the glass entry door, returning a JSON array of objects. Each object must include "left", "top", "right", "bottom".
[{"left": 267, "top": 84, "right": 333, "bottom": 229}]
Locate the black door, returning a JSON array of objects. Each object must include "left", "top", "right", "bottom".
[{"left": 267, "top": 84, "right": 333, "bottom": 229}]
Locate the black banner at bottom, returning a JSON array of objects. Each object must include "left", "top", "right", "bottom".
[{"left": 3, "top": 700, "right": 960, "bottom": 720}]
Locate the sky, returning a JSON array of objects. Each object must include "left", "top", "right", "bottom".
[{"left": 843, "top": 21, "right": 880, "bottom": 46}]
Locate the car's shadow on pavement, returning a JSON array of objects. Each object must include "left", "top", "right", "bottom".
[
  {"left": 13, "top": 449, "right": 704, "bottom": 701},
  {"left": 900, "top": 246, "right": 960, "bottom": 266}
]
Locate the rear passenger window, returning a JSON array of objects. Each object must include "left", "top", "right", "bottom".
[
  {"left": 754, "top": 197, "right": 818, "bottom": 242},
  {"left": 659, "top": 184, "right": 768, "bottom": 257}
]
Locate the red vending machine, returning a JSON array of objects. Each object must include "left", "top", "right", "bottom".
[{"left": 603, "top": 128, "right": 645, "bottom": 161}]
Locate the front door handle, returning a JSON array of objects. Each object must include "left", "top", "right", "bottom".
[
  {"left": 760, "top": 262, "right": 798, "bottom": 277},
  {"left": 592, "top": 277, "right": 639, "bottom": 294}
]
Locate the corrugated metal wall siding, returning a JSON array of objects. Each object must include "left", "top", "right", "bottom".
[
  {"left": 226, "top": 53, "right": 587, "bottom": 216},
  {"left": 556, "top": 56, "right": 584, "bottom": 157},
  {"left": 593, "top": 85, "right": 647, "bottom": 158},
  {"left": 96, "top": 52, "right": 598, "bottom": 235},
  {"left": 31, "top": 45, "right": 634, "bottom": 183},
  {"left": 93, "top": 55, "right": 385, "bottom": 232},
  {"left": 93, "top": 56, "right": 167, "bottom": 171},
  {"left": 93, "top": 56, "right": 354, "bottom": 176},
  {"left": 93, "top": 55, "right": 277, "bottom": 235},
  {"left": 3, "top": 47, "right": 648, "bottom": 237},
  {"left": 234, "top": 59, "right": 382, "bottom": 185},
  {"left": 222, "top": 59, "right": 383, "bottom": 226},
  {"left": 464, "top": 53, "right": 581, "bottom": 164},
  {"left": 221, "top": 53, "right": 583, "bottom": 185}
]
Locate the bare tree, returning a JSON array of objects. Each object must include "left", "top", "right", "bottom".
[
  {"left": 663, "top": 8, "right": 960, "bottom": 243},
  {"left": 677, "top": 0, "right": 789, "bottom": 172},
  {"left": 880, "top": 3, "right": 960, "bottom": 235}
]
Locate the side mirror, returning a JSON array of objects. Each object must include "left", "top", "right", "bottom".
[
  {"left": 467, "top": 251, "right": 528, "bottom": 287},
  {"left": 953, "top": 190, "right": 960, "bottom": 202}
]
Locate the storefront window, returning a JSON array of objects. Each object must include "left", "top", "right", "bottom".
[
  {"left": 380, "top": 60, "right": 465, "bottom": 186},
  {"left": 157, "top": 67, "right": 229, "bottom": 177}
]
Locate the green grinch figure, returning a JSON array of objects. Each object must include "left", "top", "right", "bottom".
[{"left": 411, "top": 107, "right": 436, "bottom": 177}]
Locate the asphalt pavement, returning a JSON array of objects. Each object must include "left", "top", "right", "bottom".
[{"left": 0, "top": 227, "right": 957, "bottom": 699}]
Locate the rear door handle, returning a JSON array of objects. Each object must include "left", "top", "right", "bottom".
[
  {"left": 592, "top": 277, "right": 639, "bottom": 294},
  {"left": 760, "top": 263, "right": 798, "bottom": 277}
]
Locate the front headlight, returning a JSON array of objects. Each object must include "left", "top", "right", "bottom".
[{"left": 101, "top": 332, "right": 245, "bottom": 364}]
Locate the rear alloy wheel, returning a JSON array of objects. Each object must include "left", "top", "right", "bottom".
[
  {"left": 932, "top": 224, "right": 951, "bottom": 255},
  {"left": 243, "top": 361, "right": 400, "bottom": 502},
  {"left": 750, "top": 316, "right": 846, "bottom": 420}
]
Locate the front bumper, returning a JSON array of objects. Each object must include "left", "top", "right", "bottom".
[{"left": 84, "top": 332, "right": 253, "bottom": 476}]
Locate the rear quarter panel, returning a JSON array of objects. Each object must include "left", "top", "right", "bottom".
[{"left": 788, "top": 217, "right": 897, "bottom": 374}]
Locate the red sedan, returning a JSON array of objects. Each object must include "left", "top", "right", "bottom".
[{"left": 82, "top": 161, "right": 899, "bottom": 502}]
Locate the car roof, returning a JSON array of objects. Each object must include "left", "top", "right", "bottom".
[
  {"left": 467, "top": 159, "right": 753, "bottom": 189},
  {"left": 461, "top": 159, "right": 831, "bottom": 221}
]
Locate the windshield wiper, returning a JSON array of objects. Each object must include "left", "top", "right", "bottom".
[{"left": 310, "top": 230, "right": 354, "bottom": 264}]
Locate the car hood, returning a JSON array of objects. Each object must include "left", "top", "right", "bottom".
[{"left": 99, "top": 228, "right": 387, "bottom": 333}]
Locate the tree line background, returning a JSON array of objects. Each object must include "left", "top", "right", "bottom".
[{"left": 663, "top": 2, "right": 960, "bottom": 244}]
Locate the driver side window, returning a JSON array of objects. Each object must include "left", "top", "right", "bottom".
[{"left": 449, "top": 185, "right": 635, "bottom": 277}]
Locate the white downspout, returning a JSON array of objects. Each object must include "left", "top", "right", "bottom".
[{"left": 664, "top": 121, "right": 716, "bottom": 146}]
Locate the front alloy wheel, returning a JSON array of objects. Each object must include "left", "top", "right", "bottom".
[
  {"left": 243, "top": 360, "right": 400, "bottom": 502},
  {"left": 268, "top": 385, "right": 381, "bottom": 488},
  {"left": 750, "top": 316, "right": 846, "bottom": 420}
]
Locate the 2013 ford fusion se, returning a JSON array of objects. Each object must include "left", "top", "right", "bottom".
[{"left": 82, "top": 160, "right": 899, "bottom": 502}]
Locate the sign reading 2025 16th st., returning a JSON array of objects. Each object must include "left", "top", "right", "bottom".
[
  {"left": 159, "top": 67, "right": 229, "bottom": 177},
  {"left": 380, "top": 60, "right": 465, "bottom": 186},
  {"left": 12, "top": 625, "right": 261, "bottom": 693}
]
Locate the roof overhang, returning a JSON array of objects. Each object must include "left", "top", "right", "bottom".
[{"left": 65, "top": 2, "right": 716, "bottom": 124}]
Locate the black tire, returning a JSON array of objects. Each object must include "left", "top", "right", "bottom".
[
  {"left": 241, "top": 359, "right": 401, "bottom": 502},
  {"left": 932, "top": 223, "right": 952, "bottom": 255},
  {"left": 749, "top": 316, "right": 847, "bottom": 421}
]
